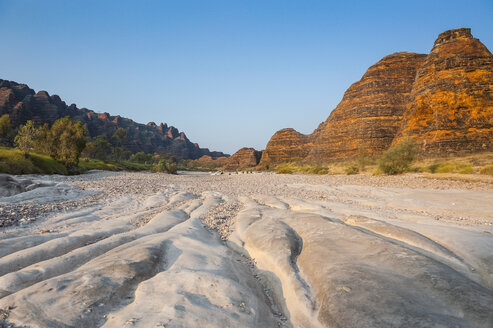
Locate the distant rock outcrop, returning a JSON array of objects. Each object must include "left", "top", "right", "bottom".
[
  {"left": 223, "top": 147, "right": 262, "bottom": 171},
  {"left": 259, "top": 129, "right": 313, "bottom": 164},
  {"left": 261, "top": 28, "right": 493, "bottom": 165},
  {"left": 0, "top": 79, "right": 227, "bottom": 159}
]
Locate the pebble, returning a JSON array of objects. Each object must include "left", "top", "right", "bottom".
[{"left": 1, "top": 170, "right": 491, "bottom": 230}]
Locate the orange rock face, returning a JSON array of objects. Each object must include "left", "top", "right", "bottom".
[
  {"left": 393, "top": 28, "right": 493, "bottom": 154},
  {"left": 261, "top": 28, "right": 493, "bottom": 164},
  {"left": 223, "top": 147, "right": 262, "bottom": 170},
  {"left": 259, "top": 128, "right": 314, "bottom": 164},
  {"left": 309, "top": 52, "right": 427, "bottom": 160},
  {"left": 194, "top": 155, "right": 229, "bottom": 169}
]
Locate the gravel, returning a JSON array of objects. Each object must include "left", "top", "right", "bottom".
[{"left": 1, "top": 170, "right": 491, "bottom": 230}]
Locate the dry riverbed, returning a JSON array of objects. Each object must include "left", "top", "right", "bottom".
[{"left": 0, "top": 171, "right": 492, "bottom": 327}]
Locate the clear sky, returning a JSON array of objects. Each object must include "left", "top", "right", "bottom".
[{"left": 1, "top": 0, "right": 492, "bottom": 154}]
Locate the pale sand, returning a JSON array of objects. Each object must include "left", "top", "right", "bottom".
[{"left": 0, "top": 171, "right": 492, "bottom": 327}]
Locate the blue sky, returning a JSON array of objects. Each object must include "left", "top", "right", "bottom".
[{"left": 1, "top": 0, "right": 492, "bottom": 154}]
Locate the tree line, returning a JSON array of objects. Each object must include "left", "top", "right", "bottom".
[{"left": 0, "top": 114, "right": 177, "bottom": 173}]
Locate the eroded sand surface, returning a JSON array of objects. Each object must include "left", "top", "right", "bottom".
[{"left": 0, "top": 171, "right": 492, "bottom": 327}]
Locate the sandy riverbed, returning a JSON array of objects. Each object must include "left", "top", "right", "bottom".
[{"left": 0, "top": 171, "right": 492, "bottom": 327}]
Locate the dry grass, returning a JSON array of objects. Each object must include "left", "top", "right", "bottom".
[
  {"left": 422, "top": 172, "right": 493, "bottom": 185},
  {"left": 271, "top": 152, "right": 493, "bottom": 177},
  {"left": 479, "top": 164, "right": 493, "bottom": 176},
  {"left": 275, "top": 163, "right": 329, "bottom": 175}
]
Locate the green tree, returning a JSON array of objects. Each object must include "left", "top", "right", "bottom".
[
  {"left": 153, "top": 152, "right": 177, "bottom": 165},
  {"left": 14, "top": 120, "right": 37, "bottom": 156},
  {"left": 132, "top": 151, "right": 152, "bottom": 163},
  {"left": 0, "top": 114, "right": 15, "bottom": 147},
  {"left": 112, "top": 128, "right": 127, "bottom": 147},
  {"left": 378, "top": 139, "right": 416, "bottom": 175},
  {"left": 92, "top": 135, "right": 113, "bottom": 161},
  {"left": 80, "top": 141, "right": 96, "bottom": 160},
  {"left": 47, "top": 117, "right": 87, "bottom": 166},
  {"left": 111, "top": 128, "right": 129, "bottom": 162},
  {"left": 33, "top": 123, "right": 51, "bottom": 154},
  {"left": 152, "top": 159, "right": 177, "bottom": 174},
  {"left": 112, "top": 146, "right": 131, "bottom": 162}
]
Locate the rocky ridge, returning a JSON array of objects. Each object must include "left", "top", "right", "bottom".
[
  {"left": 261, "top": 28, "right": 493, "bottom": 165},
  {"left": 0, "top": 79, "right": 227, "bottom": 159}
]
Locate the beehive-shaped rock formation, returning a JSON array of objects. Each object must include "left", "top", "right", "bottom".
[
  {"left": 393, "top": 28, "right": 493, "bottom": 154},
  {"left": 261, "top": 28, "right": 493, "bottom": 165},
  {"left": 223, "top": 147, "right": 262, "bottom": 170}
]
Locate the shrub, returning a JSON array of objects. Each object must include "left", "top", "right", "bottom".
[
  {"left": 345, "top": 163, "right": 359, "bottom": 175},
  {"left": 277, "top": 167, "right": 294, "bottom": 174},
  {"left": 151, "top": 159, "right": 177, "bottom": 174},
  {"left": 304, "top": 166, "right": 328, "bottom": 175},
  {"left": 92, "top": 135, "right": 113, "bottom": 161},
  {"left": 357, "top": 148, "right": 373, "bottom": 170},
  {"left": 264, "top": 163, "right": 270, "bottom": 170},
  {"left": 479, "top": 164, "right": 493, "bottom": 176},
  {"left": 427, "top": 163, "right": 440, "bottom": 173},
  {"left": 167, "top": 163, "right": 177, "bottom": 174},
  {"left": 132, "top": 151, "right": 153, "bottom": 164},
  {"left": 378, "top": 140, "right": 416, "bottom": 175},
  {"left": 428, "top": 162, "right": 474, "bottom": 174},
  {"left": 14, "top": 120, "right": 37, "bottom": 156},
  {"left": 157, "top": 153, "right": 177, "bottom": 162},
  {"left": 458, "top": 165, "right": 474, "bottom": 174}
]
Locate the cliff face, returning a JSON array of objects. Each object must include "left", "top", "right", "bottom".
[
  {"left": 393, "top": 28, "right": 493, "bottom": 154},
  {"left": 223, "top": 147, "right": 262, "bottom": 171},
  {"left": 309, "top": 52, "right": 427, "bottom": 159},
  {"left": 0, "top": 79, "right": 227, "bottom": 159},
  {"left": 261, "top": 28, "right": 493, "bottom": 165}
]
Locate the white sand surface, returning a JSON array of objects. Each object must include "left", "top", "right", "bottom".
[{"left": 0, "top": 171, "right": 492, "bottom": 327}]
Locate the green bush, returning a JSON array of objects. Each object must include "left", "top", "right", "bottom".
[
  {"left": 277, "top": 167, "right": 294, "bottom": 174},
  {"left": 345, "top": 163, "right": 359, "bottom": 175},
  {"left": 78, "top": 159, "right": 119, "bottom": 171},
  {"left": 304, "top": 166, "right": 328, "bottom": 175},
  {"left": 92, "top": 135, "right": 113, "bottom": 161},
  {"left": 14, "top": 120, "right": 37, "bottom": 156},
  {"left": 0, "top": 148, "right": 67, "bottom": 175},
  {"left": 427, "top": 163, "right": 440, "bottom": 173},
  {"left": 131, "top": 151, "right": 153, "bottom": 164},
  {"left": 151, "top": 159, "right": 177, "bottom": 174},
  {"left": 458, "top": 165, "right": 474, "bottom": 174},
  {"left": 167, "top": 163, "right": 177, "bottom": 174},
  {"left": 480, "top": 164, "right": 493, "bottom": 176},
  {"left": 275, "top": 164, "right": 328, "bottom": 175},
  {"left": 378, "top": 140, "right": 416, "bottom": 175},
  {"left": 427, "top": 162, "right": 474, "bottom": 174}
]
